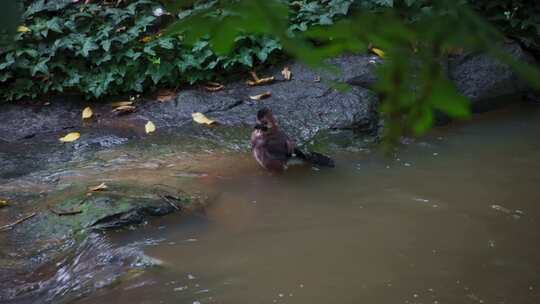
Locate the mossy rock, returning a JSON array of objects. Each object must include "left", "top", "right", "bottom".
[{"left": 15, "top": 183, "right": 197, "bottom": 242}]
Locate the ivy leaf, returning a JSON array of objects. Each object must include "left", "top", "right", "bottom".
[
  {"left": 373, "top": 0, "right": 394, "bottom": 7},
  {"left": 147, "top": 63, "right": 172, "bottom": 84},
  {"left": 238, "top": 49, "right": 253, "bottom": 67},
  {"left": 31, "top": 57, "right": 50, "bottom": 76},
  {"left": 0, "top": 53, "right": 15, "bottom": 70},
  {"left": 101, "top": 39, "right": 111, "bottom": 52},
  {"left": 64, "top": 70, "right": 82, "bottom": 86},
  {"left": 80, "top": 39, "right": 99, "bottom": 57},
  {"left": 143, "top": 44, "right": 156, "bottom": 56},
  {"left": 16, "top": 49, "right": 39, "bottom": 58},
  {"left": 46, "top": 17, "right": 63, "bottom": 33},
  {"left": 0, "top": 72, "right": 12, "bottom": 82},
  {"left": 124, "top": 49, "right": 142, "bottom": 60},
  {"left": 158, "top": 38, "right": 175, "bottom": 49},
  {"left": 95, "top": 53, "right": 112, "bottom": 65}
]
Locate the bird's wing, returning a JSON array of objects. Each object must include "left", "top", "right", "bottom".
[{"left": 263, "top": 132, "right": 292, "bottom": 161}]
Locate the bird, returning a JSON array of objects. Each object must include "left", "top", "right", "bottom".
[{"left": 250, "top": 107, "right": 335, "bottom": 172}]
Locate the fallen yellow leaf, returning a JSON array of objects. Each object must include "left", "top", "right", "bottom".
[
  {"left": 281, "top": 66, "right": 292, "bottom": 80},
  {"left": 112, "top": 105, "right": 136, "bottom": 115},
  {"left": 145, "top": 121, "right": 156, "bottom": 134},
  {"left": 59, "top": 132, "right": 80, "bottom": 143},
  {"left": 111, "top": 101, "right": 133, "bottom": 107},
  {"left": 88, "top": 183, "right": 108, "bottom": 192},
  {"left": 0, "top": 199, "right": 8, "bottom": 208},
  {"left": 82, "top": 106, "right": 93, "bottom": 119},
  {"left": 140, "top": 36, "right": 152, "bottom": 43},
  {"left": 192, "top": 112, "right": 216, "bottom": 125},
  {"left": 249, "top": 91, "right": 272, "bottom": 101},
  {"left": 17, "top": 26, "right": 30, "bottom": 33},
  {"left": 370, "top": 47, "right": 385, "bottom": 59}
]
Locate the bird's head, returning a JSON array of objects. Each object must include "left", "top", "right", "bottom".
[{"left": 254, "top": 107, "right": 277, "bottom": 132}]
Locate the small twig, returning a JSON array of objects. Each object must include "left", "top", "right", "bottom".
[
  {"left": 48, "top": 205, "right": 83, "bottom": 216},
  {"left": 0, "top": 212, "right": 36, "bottom": 231}
]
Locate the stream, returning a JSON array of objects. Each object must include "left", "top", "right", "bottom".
[{"left": 2, "top": 102, "right": 540, "bottom": 304}]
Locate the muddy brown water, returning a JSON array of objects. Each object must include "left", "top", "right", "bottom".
[{"left": 5, "top": 103, "right": 540, "bottom": 304}]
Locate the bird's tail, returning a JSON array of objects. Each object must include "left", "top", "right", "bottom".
[{"left": 294, "top": 148, "right": 335, "bottom": 168}]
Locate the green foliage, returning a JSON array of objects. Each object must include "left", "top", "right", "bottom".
[
  {"left": 470, "top": 0, "right": 540, "bottom": 53},
  {"left": 1, "top": 0, "right": 396, "bottom": 101},
  {"left": 2, "top": 0, "right": 345, "bottom": 100}
]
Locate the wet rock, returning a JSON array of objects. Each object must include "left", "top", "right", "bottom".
[
  {"left": 132, "top": 59, "right": 380, "bottom": 143},
  {"left": 0, "top": 182, "right": 203, "bottom": 302},
  {"left": 72, "top": 134, "right": 129, "bottom": 152},
  {"left": 448, "top": 42, "right": 536, "bottom": 112},
  {"left": 0, "top": 99, "right": 82, "bottom": 142},
  {"left": 327, "top": 54, "right": 381, "bottom": 88},
  {"left": 0, "top": 233, "right": 163, "bottom": 303}
]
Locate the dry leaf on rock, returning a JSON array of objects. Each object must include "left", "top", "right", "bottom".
[
  {"left": 281, "top": 66, "right": 292, "bottom": 80},
  {"left": 112, "top": 105, "right": 136, "bottom": 115},
  {"left": 82, "top": 106, "right": 93, "bottom": 119},
  {"left": 59, "top": 132, "right": 80, "bottom": 143},
  {"left": 156, "top": 89, "right": 176, "bottom": 103},
  {"left": 249, "top": 91, "right": 272, "bottom": 101},
  {"left": 246, "top": 71, "right": 274, "bottom": 86},
  {"left": 0, "top": 199, "right": 9, "bottom": 208},
  {"left": 204, "top": 82, "right": 224, "bottom": 92},
  {"left": 88, "top": 183, "right": 108, "bottom": 192},
  {"left": 111, "top": 101, "right": 133, "bottom": 108},
  {"left": 145, "top": 121, "right": 156, "bottom": 134},
  {"left": 192, "top": 112, "right": 216, "bottom": 125}
]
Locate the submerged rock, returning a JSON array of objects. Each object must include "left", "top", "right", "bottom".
[{"left": 14, "top": 183, "right": 195, "bottom": 241}]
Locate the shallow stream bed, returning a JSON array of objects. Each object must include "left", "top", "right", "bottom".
[{"left": 3, "top": 103, "right": 540, "bottom": 304}]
